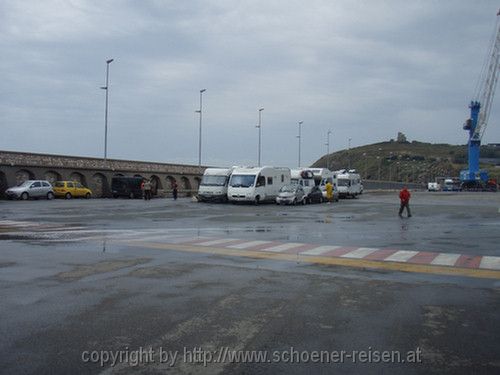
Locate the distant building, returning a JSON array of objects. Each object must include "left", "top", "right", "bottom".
[
  {"left": 397, "top": 132, "right": 408, "bottom": 143},
  {"left": 486, "top": 143, "right": 500, "bottom": 148}
]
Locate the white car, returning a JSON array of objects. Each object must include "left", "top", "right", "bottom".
[
  {"left": 276, "top": 184, "right": 306, "bottom": 205},
  {"left": 5, "top": 180, "right": 55, "bottom": 200}
]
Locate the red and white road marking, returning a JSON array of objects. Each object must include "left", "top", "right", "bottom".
[{"left": 160, "top": 235, "right": 500, "bottom": 271}]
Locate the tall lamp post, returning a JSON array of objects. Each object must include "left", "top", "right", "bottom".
[
  {"left": 195, "top": 89, "right": 206, "bottom": 167},
  {"left": 297, "top": 121, "right": 303, "bottom": 167},
  {"left": 100, "top": 58, "right": 114, "bottom": 162},
  {"left": 325, "top": 129, "right": 332, "bottom": 169},
  {"left": 256, "top": 108, "right": 264, "bottom": 166},
  {"left": 348, "top": 137, "right": 352, "bottom": 170}
]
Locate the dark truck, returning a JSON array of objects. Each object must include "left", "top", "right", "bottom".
[{"left": 111, "top": 176, "right": 143, "bottom": 199}]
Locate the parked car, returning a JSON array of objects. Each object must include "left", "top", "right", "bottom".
[
  {"left": 427, "top": 182, "right": 441, "bottom": 192},
  {"left": 111, "top": 176, "right": 144, "bottom": 199},
  {"left": 306, "top": 186, "right": 324, "bottom": 204},
  {"left": 53, "top": 181, "right": 92, "bottom": 199},
  {"left": 276, "top": 184, "right": 306, "bottom": 205},
  {"left": 5, "top": 180, "right": 55, "bottom": 200}
]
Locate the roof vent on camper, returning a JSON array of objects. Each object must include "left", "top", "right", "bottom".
[{"left": 348, "top": 169, "right": 357, "bottom": 173}]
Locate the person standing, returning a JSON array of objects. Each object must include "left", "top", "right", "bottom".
[
  {"left": 172, "top": 181, "right": 178, "bottom": 200},
  {"left": 325, "top": 181, "right": 333, "bottom": 204},
  {"left": 399, "top": 186, "right": 412, "bottom": 217},
  {"left": 143, "top": 179, "right": 152, "bottom": 201}
]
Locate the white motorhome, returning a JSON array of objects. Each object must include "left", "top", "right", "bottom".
[
  {"left": 290, "top": 169, "right": 315, "bottom": 197},
  {"left": 227, "top": 166, "right": 291, "bottom": 204},
  {"left": 310, "top": 168, "right": 339, "bottom": 201},
  {"left": 336, "top": 169, "right": 363, "bottom": 198},
  {"left": 198, "top": 167, "right": 234, "bottom": 202}
]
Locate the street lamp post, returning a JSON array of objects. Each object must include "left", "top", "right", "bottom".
[
  {"left": 348, "top": 137, "right": 352, "bottom": 170},
  {"left": 100, "top": 58, "right": 114, "bottom": 162},
  {"left": 256, "top": 108, "right": 264, "bottom": 166},
  {"left": 325, "top": 129, "right": 332, "bottom": 169},
  {"left": 297, "top": 121, "right": 303, "bottom": 167},
  {"left": 195, "top": 89, "right": 207, "bottom": 167}
]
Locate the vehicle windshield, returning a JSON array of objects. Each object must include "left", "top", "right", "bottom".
[
  {"left": 280, "top": 185, "right": 297, "bottom": 193},
  {"left": 201, "top": 175, "right": 228, "bottom": 186},
  {"left": 229, "top": 175, "right": 256, "bottom": 188},
  {"left": 19, "top": 181, "right": 32, "bottom": 187},
  {"left": 338, "top": 179, "right": 351, "bottom": 187},
  {"left": 55, "top": 182, "right": 65, "bottom": 187}
]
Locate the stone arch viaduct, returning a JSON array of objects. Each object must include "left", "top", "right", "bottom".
[{"left": 0, "top": 151, "right": 204, "bottom": 199}]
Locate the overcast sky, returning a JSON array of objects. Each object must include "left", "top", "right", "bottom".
[{"left": 1, "top": 1, "right": 500, "bottom": 168}]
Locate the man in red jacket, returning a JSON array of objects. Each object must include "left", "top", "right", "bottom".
[{"left": 399, "top": 186, "right": 412, "bottom": 217}]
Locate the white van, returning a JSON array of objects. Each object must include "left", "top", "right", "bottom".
[
  {"left": 290, "top": 169, "right": 315, "bottom": 197},
  {"left": 198, "top": 168, "right": 234, "bottom": 202},
  {"left": 227, "top": 166, "right": 291, "bottom": 204},
  {"left": 310, "top": 168, "right": 339, "bottom": 202},
  {"left": 336, "top": 169, "right": 363, "bottom": 198}
]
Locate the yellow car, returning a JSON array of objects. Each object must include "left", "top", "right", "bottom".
[{"left": 53, "top": 181, "right": 92, "bottom": 199}]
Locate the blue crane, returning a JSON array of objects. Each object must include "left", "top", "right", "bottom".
[{"left": 460, "top": 10, "right": 500, "bottom": 190}]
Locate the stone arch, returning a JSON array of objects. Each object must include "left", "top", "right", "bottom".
[
  {"left": 0, "top": 171, "right": 8, "bottom": 198},
  {"left": 69, "top": 172, "right": 87, "bottom": 186},
  {"left": 15, "top": 169, "right": 35, "bottom": 185},
  {"left": 194, "top": 177, "right": 201, "bottom": 190},
  {"left": 166, "top": 176, "right": 176, "bottom": 190},
  {"left": 44, "top": 170, "right": 62, "bottom": 185},
  {"left": 91, "top": 173, "right": 109, "bottom": 198},
  {"left": 181, "top": 176, "right": 191, "bottom": 194},
  {"left": 150, "top": 175, "right": 162, "bottom": 195}
]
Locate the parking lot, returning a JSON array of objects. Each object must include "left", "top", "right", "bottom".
[{"left": 1, "top": 192, "right": 499, "bottom": 374}]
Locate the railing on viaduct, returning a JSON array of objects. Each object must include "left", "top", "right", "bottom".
[{"left": 0, "top": 150, "right": 205, "bottom": 199}]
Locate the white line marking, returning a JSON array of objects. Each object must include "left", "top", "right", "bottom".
[
  {"left": 479, "top": 256, "right": 500, "bottom": 270},
  {"left": 430, "top": 253, "right": 461, "bottom": 267},
  {"left": 197, "top": 238, "right": 240, "bottom": 246},
  {"left": 384, "top": 250, "right": 419, "bottom": 263},
  {"left": 341, "top": 247, "right": 379, "bottom": 259},
  {"left": 301, "top": 246, "right": 342, "bottom": 256},
  {"left": 227, "top": 240, "right": 273, "bottom": 249},
  {"left": 262, "top": 243, "right": 304, "bottom": 253}
]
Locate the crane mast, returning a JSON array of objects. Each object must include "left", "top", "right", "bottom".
[{"left": 460, "top": 11, "right": 500, "bottom": 186}]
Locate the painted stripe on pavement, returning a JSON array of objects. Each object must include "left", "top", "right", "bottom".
[
  {"left": 227, "top": 240, "right": 274, "bottom": 249},
  {"left": 479, "top": 256, "right": 500, "bottom": 270},
  {"left": 384, "top": 250, "right": 419, "bottom": 263},
  {"left": 262, "top": 243, "right": 305, "bottom": 253},
  {"left": 341, "top": 247, "right": 379, "bottom": 259},
  {"left": 197, "top": 238, "right": 241, "bottom": 246},
  {"left": 300, "top": 246, "right": 342, "bottom": 256},
  {"left": 430, "top": 253, "right": 461, "bottom": 266}
]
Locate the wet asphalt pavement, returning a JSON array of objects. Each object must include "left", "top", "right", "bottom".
[{"left": 0, "top": 191, "right": 499, "bottom": 374}]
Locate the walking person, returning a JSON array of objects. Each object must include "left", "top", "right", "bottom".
[
  {"left": 399, "top": 186, "right": 412, "bottom": 217},
  {"left": 325, "top": 180, "right": 333, "bottom": 204},
  {"left": 172, "top": 180, "right": 178, "bottom": 200},
  {"left": 143, "top": 179, "right": 152, "bottom": 201}
]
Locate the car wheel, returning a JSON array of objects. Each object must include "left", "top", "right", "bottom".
[
  {"left": 292, "top": 198, "right": 297, "bottom": 205},
  {"left": 47, "top": 192, "right": 55, "bottom": 200},
  {"left": 254, "top": 196, "right": 260, "bottom": 205},
  {"left": 85, "top": 193, "right": 91, "bottom": 199},
  {"left": 65, "top": 192, "right": 72, "bottom": 199},
  {"left": 21, "top": 192, "right": 29, "bottom": 201}
]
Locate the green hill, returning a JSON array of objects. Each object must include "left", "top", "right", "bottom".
[{"left": 311, "top": 139, "right": 500, "bottom": 183}]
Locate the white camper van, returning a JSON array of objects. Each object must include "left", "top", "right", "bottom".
[
  {"left": 198, "top": 167, "right": 233, "bottom": 202},
  {"left": 290, "top": 169, "right": 315, "bottom": 197},
  {"left": 227, "top": 166, "right": 291, "bottom": 204},
  {"left": 336, "top": 169, "right": 363, "bottom": 198},
  {"left": 310, "top": 168, "right": 339, "bottom": 202}
]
